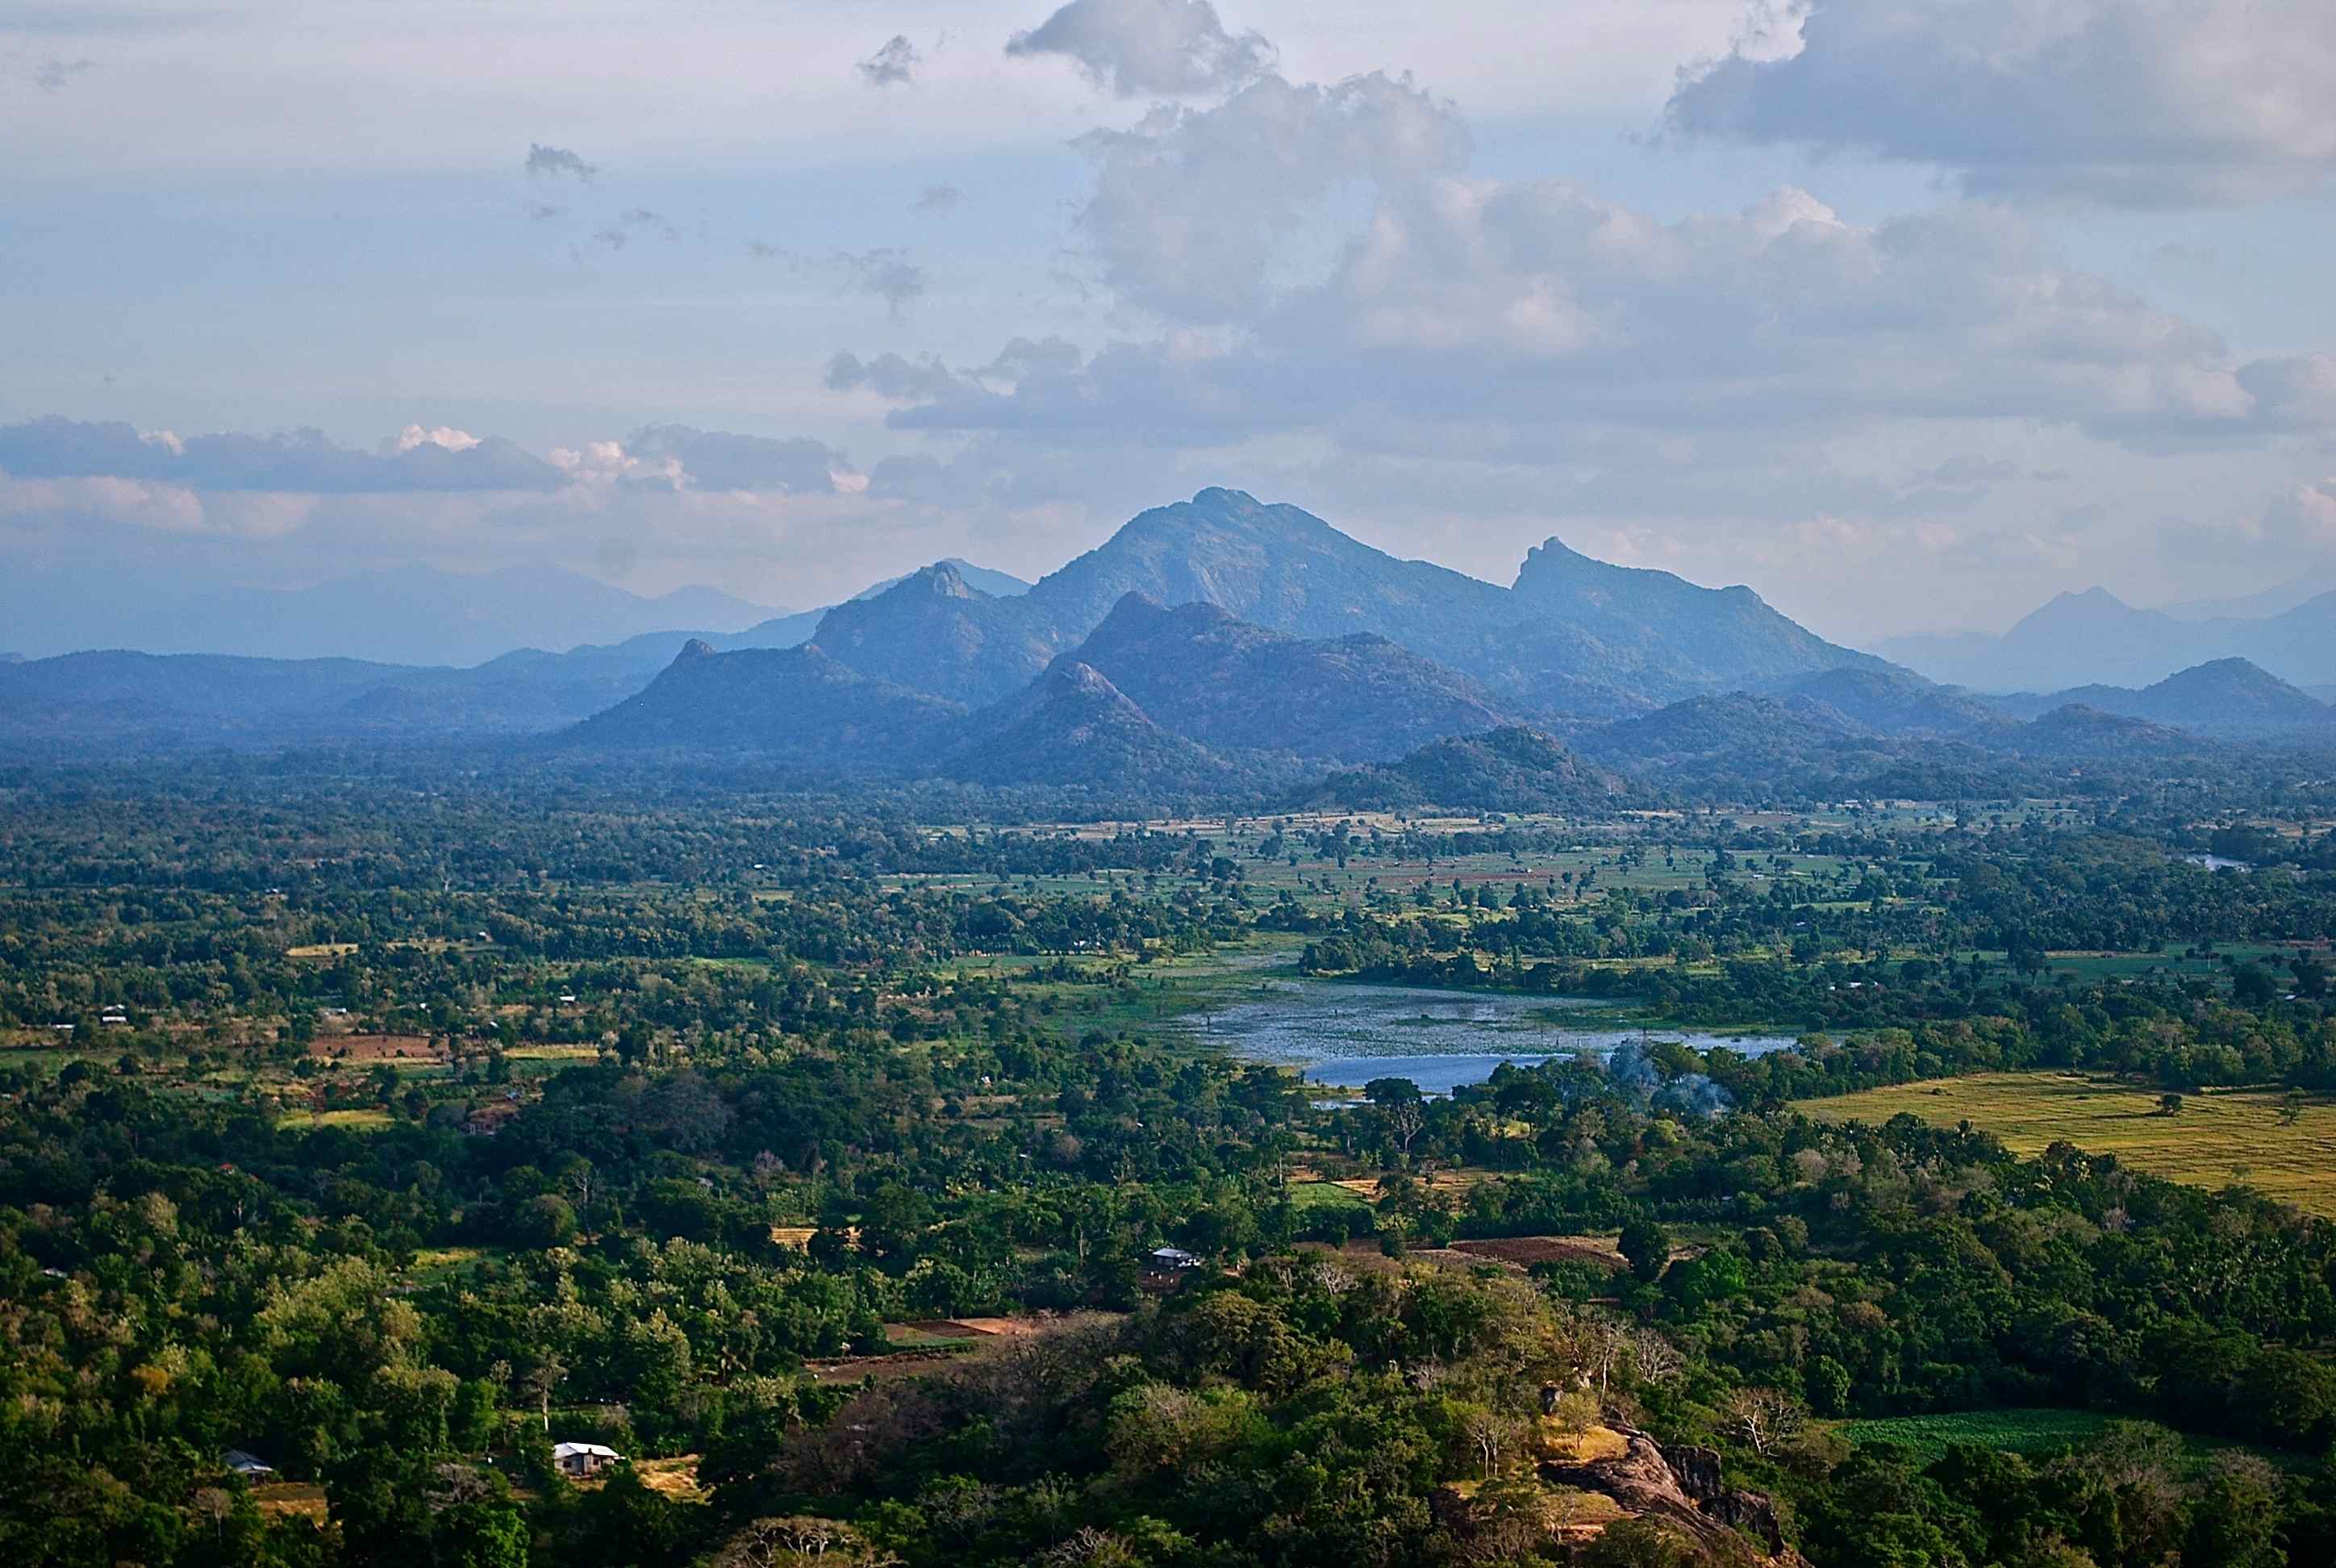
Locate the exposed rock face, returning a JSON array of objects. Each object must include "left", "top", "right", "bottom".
[
  {"left": 1539, "top": 1425, "right": 1791, "bottom": 1558},
  {"left": 1703, "top": 1487, "right": 1786, "bottom": 1553}
]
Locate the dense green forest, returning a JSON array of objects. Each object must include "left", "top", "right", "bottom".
[{"left": 8, "top": 764, "right": 2336, "bottom": 1565}]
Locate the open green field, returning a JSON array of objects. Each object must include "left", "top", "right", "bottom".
[
  {"left": 273, "top": 1106, "right": 396, "bottom": 1131},
  {"left": 1836, "top": 1408, "right": 2305, "bottom": 1470},
  {"left": 1289, "top": 1179, "right": 1376, "bottom": 1214},
  {"left": 1803, "top": 1071, "right": 2336, "bottom": 1213}
]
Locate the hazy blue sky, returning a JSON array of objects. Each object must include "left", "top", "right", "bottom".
[{"left": 4, "top": 0, "right": 2334, "bottom": 641}]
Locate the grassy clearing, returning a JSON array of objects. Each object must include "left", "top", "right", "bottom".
[
  {"left": 1838, "top": 1408, "right": 2116, "bottom": 1461},
  {"left": 1801, "top": 1072, "right": 2336, "bottom": 1213},
  {"left": 631, "top": 1455, "right": 705, "bottom": 1501},
  {"left": 406, "top": 1245, "right": 492, "bottom": 1285},
  {"left": 1837, "top": 1409, "right": 2309, "bottom": 1473},
  {"left": 248, "top": 1481, "right": 328, "bottom": 1520},
  {"left": 1288, "top": 1180, "right": 1375, "bottom": 1213},
  {"left": 275, "top": 1107, "right": 395, "bottom": 1131}
]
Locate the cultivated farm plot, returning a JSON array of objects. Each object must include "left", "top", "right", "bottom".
[
  {"left": 309, "top": 1032, "right": 444, "bottom": 1062},
  {"left": 1802, "top": 1072, "right": 2336, "bottom": 1214}
]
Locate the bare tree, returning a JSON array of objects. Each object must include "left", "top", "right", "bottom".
[
  {"left": 1038, "top": 1526, "right": 1127, "bottom": 1565},
  {"left": 562, "top": 1157, "right": 598, "bottom": 1213},
  {"left": 191, "top": 1487, "right": 234, "bottom": 1545},
  {"left": 523, "top": 1353, "right": 568, "bottom": 1432},
  {"left": 425, "top": 1462, "right": 494, "bottom": 1517},
  {"left": 1723, "top": 1387, "right": 1806, "bottom": 1456},
  {"left": 715, "top": 1516, "right": 867, "bottom": 1566},
  {"left": 1387, "top": 1097, "right": 1425, "bottom": 1156},
  {"left": 1460, "top": 1407, "right": 1520, "bottom": 1480},
  {"left": 1629, "top": 1327, "right": 1682, "bottom": 1385},
  {"left": 1581, "top": 1315, "right": 1631, "bottom": 1395}
]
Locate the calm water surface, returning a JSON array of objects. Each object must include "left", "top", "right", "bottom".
[{"left": 1187, "top": 978, "right": 1795, "bottom": 1095}]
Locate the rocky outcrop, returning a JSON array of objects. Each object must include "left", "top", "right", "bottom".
[{"left": 1538, "top": 1425, "right": 1792, "bottom": 1558}]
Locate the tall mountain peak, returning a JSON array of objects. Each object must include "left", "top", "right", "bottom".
[{"left": 900, "top": 561, "right": 977, "bottom": 599}]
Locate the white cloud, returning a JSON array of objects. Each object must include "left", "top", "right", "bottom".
[
  {"left": 1666, "top": 0, "right": 2336, "bottom": 206},
  {"left": 389, "top": 424, "right": 482, "bottom": 454},
  {"left": 872, "top": 169, "right": 2318, "bottom": 449},
  {"left": 1007, "top": 0, "right": 1276, "bottom": 97},
  {"left": 1070, "top": 71, "right": 1469, "bottom": 322},
  {"left": 2267, "top": 477, "right": 2336, "bottom": 545},
  {"left": 0, "top": 473, "right": 311, "bottom": 539}
]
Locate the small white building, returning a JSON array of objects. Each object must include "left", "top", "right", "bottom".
[
  {"left": 223, "top": 1449, "right": 277, "bottom": 1479},
  {"left": 1149, "top": 1246, "right": 1201, "bottom": 1270},
  {"left": 552, "top": 1441, "right": 622, "bottom": 1478}
]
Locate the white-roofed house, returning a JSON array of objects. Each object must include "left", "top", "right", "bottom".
[{"left": 551, "top": 1441, "right": 622, "bottom": 1478}]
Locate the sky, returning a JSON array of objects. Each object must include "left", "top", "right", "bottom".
[{"left": 4, "top": 0, "right": 2335, "bottom": 644}]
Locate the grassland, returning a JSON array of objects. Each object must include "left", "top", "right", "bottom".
[
  {"left": 1802, "top": 1072, "right": 2336, "bottom": 1213},
  {"left": 1837, "top": 1409, "right": 2309, "bottom": 1472},
  {"left": 273, "top": 1106, "right": 396, "bottom": 1131}
]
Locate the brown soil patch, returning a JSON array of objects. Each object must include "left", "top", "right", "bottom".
[
  {"left": 805, "top": 1348, "right": 963, "bottom": 1384},
  {"left": 1331, "top": 1166, "right": 1491, "bottom": 1196},
  {"left": 1449, "top": 1236, "right": 1628, "bottom": 1271},
  {"left": 311, "top": 1034, "right": 445, "bottom": 1063},
  {"left": 898, "top": 1319, "right": 995, "bottom": 1339},
  {"left": 945, "top": 1316, "right": 1049, "bottom": 1337}
]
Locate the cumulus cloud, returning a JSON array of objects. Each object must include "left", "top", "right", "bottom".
[
  {"left": 857, "top": 35, "right": 920, "bottom": 88},
  {"left": 1666, "top": 0, "right": 2336, "bottom": 206},
  {"left": 1007, "top": 0, "right": 1276, "bottom": 98},
  {"left": 825, "top": 351, "right": 968, "bottom": 402},
  {"left": 0, "top": 417, "right": 565, "bottom": 493},
  {"left": 524, "top": 143, "right": 599, "bottom": 182},
  {"left": 849, "top": 59, "right": 2332, "bottom": 465},
  {"left": 1070, "top": 71, "right": 1469, "bottom": 322},
  {"left": 977, "top": 336, "right": 1086, "bottom": 381},
  {"left": 386, "top": 425, "right": 482, "bottom": 455},
  {"left": 2267, "top": 478, "right": 2336, "bottom": 545},
  {"left": 0, "top": 415, "right": 860, "bottom": 506},
  {"left": 619, "top": 426, "right": 847, "bottom": 494}
]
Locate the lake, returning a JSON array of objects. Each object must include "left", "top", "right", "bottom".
[{"left": 1186, "top": 978, "right": 1797, "bottom": 1095}]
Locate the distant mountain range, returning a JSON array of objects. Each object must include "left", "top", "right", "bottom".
[
  {"left": 1981, "top": 657, "right": 2331, "bottom": 735},
  {"left": 9, "top": 487, "right": 2336, "bottom": 804},
  {"left": 562, "top": 589, "right": 1525, "bottom": 790},
  {"left": 1878, "top": 582, "right": 2336, "bottom": 692},
  {"left": 564, "top": 588, "right": 2284, "bottom": 801},
  {"left": 792, "top": 488, "right": 1883, "bottom": 719},
  {"left": 0, "top": 562, "right": 786, "bottom": 666}
]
